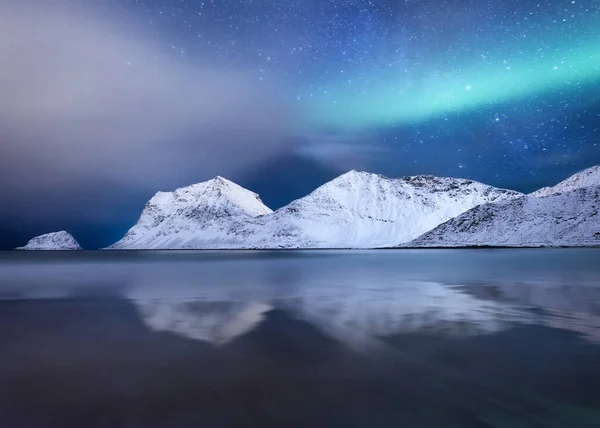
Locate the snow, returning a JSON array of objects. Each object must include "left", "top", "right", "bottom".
[
  {"left": 247, "top": 170, "right": 522, "bottom": 248},
  {"left": 108, "top": 171, "right": 521, "bottom": 249},
  {"left": 405, "top": 186, "right": 600, "bottom": 247},
  {"left": 109, "top": 176, "right": 273, "bottom": 249},
  {"left": 530, "top": 165, "right": 600, "bottom": 197},
  {"left": 108, "top": 165, "right": 600, "bottom": 249},
  {"left": 16, "top": 231, "right": 82, "bottom": 250}
]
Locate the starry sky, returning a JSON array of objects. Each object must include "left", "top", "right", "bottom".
[{"left": 1, "top": 0, "right": 599, "bottom": 249}]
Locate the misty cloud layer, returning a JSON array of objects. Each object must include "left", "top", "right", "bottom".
[{"left": 0, "top": 0, "right": 298, "bottom": 221}]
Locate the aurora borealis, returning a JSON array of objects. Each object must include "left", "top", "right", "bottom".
[{"left": 308, "top": 36, "right": 600, "bottom": 128}]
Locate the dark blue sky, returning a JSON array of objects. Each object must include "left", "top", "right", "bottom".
[{"left": 1, "top": 0, "right": 599, "bottom": 249}]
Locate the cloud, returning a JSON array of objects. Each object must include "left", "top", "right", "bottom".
[
  {"left": 297, "top": 131, "right": 389, "bottom": 171},
  {"left": 0, "top": 0, "right": 298, "bottom": 220}
]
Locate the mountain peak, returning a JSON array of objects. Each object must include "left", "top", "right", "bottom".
[
  {"left": 337, "top": 169, "right": 367, "bottom": 179},
  {"left": 344, "top": 169, "right": 361, "bottom": 175},
  {"left": 264, "top": 169, "right": 522, "bottom": 248},
  {"left": 531, "top": 164, "right": 600, "bottom": 197},
  {"left": 176, "top": 175, "right": 232, "bottom": 192},
  {"left": 407, "top": 184, "right": 600, "bottom": 248},
  {"left": 109, "top": 177, "right": 272, "bottom": 249},
  {"left": 149, "top": 177, "right": 273, "bottom": 218},
  {"left": 210, "top": 175, "right": 230, "bottom": 185},
  {"left": 330, "top": 170, "right": 385, "bottom": 184}
]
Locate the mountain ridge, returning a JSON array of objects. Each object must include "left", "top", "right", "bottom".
[
  {"left": 530, "top": 165, "right": 600, "bottom": 198},
  {"left": 108, "top": 170, "right": 522, "bottom": 249},
  {"left": 405, "top": 184, "right": 600, "bottom": 248},
  {"left": 20, "top": 165, "right": 600, "bottom": 250}
]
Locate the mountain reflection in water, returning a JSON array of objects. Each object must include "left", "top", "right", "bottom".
[{"left": 0, "top": 249, "right": 599, "bottom": 427}]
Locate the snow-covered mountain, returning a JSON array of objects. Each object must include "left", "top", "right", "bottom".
[
  {"left": 16, "top": 231, "right": 82, "bottom": 250},
  {"left": 405, "top": 186, "right": 600, "bottom": 247},
  {"left": 248, "top": 171, "right": 522, "bottom": 248},
  {"left": 531, "top": 165, "right": 600, "bottom": 197},
  {"left": 109, "top": 171, "right": 522, "bottom": 249},
  {"left": 109, "top": 176, "right": 273, "bottom": 249}
]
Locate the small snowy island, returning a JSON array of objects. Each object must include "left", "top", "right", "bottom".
[{"left": 16, "top": 231, "right": 83, "bottom": 251}]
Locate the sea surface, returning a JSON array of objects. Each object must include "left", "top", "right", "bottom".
[{"left": 0, "top": 249, "right": 599, "bottom": 427}]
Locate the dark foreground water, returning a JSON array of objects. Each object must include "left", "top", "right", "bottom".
[{"left": 0, "top": 249, "right": 599, "bottom": 428}]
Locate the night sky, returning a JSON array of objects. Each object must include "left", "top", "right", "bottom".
[{"left": 1, "top": 0, "right": 599, "bottom": 249}]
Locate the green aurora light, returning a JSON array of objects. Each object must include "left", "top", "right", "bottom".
[{"left": 306, "top": 38, "right": 600, "bottom": 129}]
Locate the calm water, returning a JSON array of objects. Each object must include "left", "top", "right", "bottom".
[{"left": 0, "top": 249, "right": 599, "bottom": 427}]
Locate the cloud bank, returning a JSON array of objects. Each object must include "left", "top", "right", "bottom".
[{"left": 0, "top": 0, "right": 297, "bottom": 220}]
